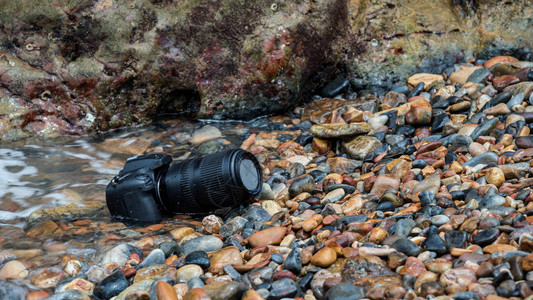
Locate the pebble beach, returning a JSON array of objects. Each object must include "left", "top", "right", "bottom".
[{"left": 1, "top": 55, "right": 533, "bottom": 300}]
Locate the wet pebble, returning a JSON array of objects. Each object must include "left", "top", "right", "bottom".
[
  {"left": 284, "top": 248, "right": 302, "bottom": 274},
  {"left": 473, "top": 228, "right": 500, "bottom": 246},
  {"left": 179, "top": 235, "right": 224, "bottom": 256},
  {"left": 0, "top": 260, "right": 29, "bottom": 279},
  {"left": 311, "top": 247, "right": 337, "bottom": 268},
  {"left": 391, "top": 238, "right": 420, "bottom": 257},
  {"left": 185, "top": 251, "right": 210, "bottom": 269},
  {"left": 288, "top": 175, "right": 316, "bottom": 197},
  {"left": 248, "top": 227, "right": 286, "bottom": 248},
  {"left": 176, "top": 265, "right": 203, "bottom": 282},
  {"left": 138, "top": 249, "right": 165, "bottom": 268},
  {"left": 94, "top": 270, "right": 129, "bottom": 299},
  {"left": 445, "top": 230, "right": 468, "bottom": 249},
  {"left": 324, "top": 282, "right": 365, "bottom": 300}
]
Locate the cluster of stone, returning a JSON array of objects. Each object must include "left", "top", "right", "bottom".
[{"left": 0, "top": 55, "right": 533, "bottom": 300}]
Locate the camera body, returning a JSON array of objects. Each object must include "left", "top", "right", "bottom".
[
  {"left": 106, "top": 149, "right": 263, "bottom": 223},
  {"left": 106, "top": 153, "right": 171, "bottom": 223}
]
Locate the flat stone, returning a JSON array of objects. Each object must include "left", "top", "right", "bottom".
[
  {"left": 392, "top": 219, "right": 415, "bottom": 238},
  {"left": 407, "top": 73, "right": 444, "bottom": 90},
  {"left": 368, "top": 115, "right": 388, "bottom": 130},
  {"left": 462, "top": 152, "right": 498, "bottom": 168},
  {"left": 485, "top": 56, "right": 519, "bottom": 69},
  {"left": 450, "top": 67, "right": 483, "bottom": 85},
  {"left": 31, "top": 269, "right": 66, "bottom": 289},
  {"left": 425, "top": 259, "right": 452, "bottom": 274},
  {"left": 327, "top": 157, "right": 362, "bottom": 173},
  {"left": 484, "top": 103, "right": 510, "bottom": 116},
  {"left": 242, "top": 205, "right": 272, "bottom": 231},
  {"left": 99, "top": 137, "right": 151, "bottom": 155},
  {"left": 493, "top": 75, "right": 520, "bottom": 90},
  {"left": 336, "top": 256, "right": 399, "bottom": 287},
  {"left": 504, "top": 81, "right": 533, "bottom": 96},
  {"left": 190, "top": 125, "right": 222, "bottom": 146},
  {"left": 0, "top": 281, "right": 28, "bottom": 300},
  {"left": 403, "top": 256, "right": 426, "bottom": 278},
  {"left": 468, "top": 142, "right": 487, "bottom": 157},
  {"left": 466, "top": 68, "right": 491, "bottom": 83},
  {"left": 342, "top": 135, "right": 382, "bottom": 160},
  {"left": 412, "top": 173, "right": 441, "bottom": 197},
  {"left": 284, "top": 248, "right": 302, "bottom": 275},
  {"left": 358, "top": 247, "right": 395, "bottom": 257},
  {"left": 423, "top": 234, "right": 447, "bottom": 255},
  {"left": 185, "top": 251, "right": 210, "bottom": 269},
  {"left": 26, "top": 220, "right": 64, "bottom": 237},
  {"left": 321, "top": 188, "right": 345, "bottom": 204},
  {"left": 209, "top": 246, "right": 243, "bottom": 275},
  {"left": 439, "top": 268, "right": 476, "bottom": 294},
  {"left": 370, "top": 174, "right": 400, "bottom": 196},
  {"left": 248, "top": 226, "right": 287, "bottom": 248},
  {"left": 483, "top": 244, "right": 517, "bottom": 254},
  {"left": 133, "top": 264, "right": 175, "bottom": 283},
  {"left": 324, "top": 183, "right": 356, "bottom": 194},
  {"left": 100, "top": 243, "right": 136, "bottom": 266},
  {"left": 202, "top": 281, "right": 247, "bottom": 300},
  {"left": 176, "top": 264, "right": 203, "bottom": 282},
  {"left": 57, "top": 278, "right": 95, "bottom": 296},
  {"left": 0, "top": 260, "right": 28, "bottom": 279},
  {"left": 310, "top": 123, "right": 370, "bottom": 138},
  {"left": 27, "top": 201, "right": 104, "bottom": 227},
  {"left": 261, "top": 200, "right": 282, "bottom": 216},
  {"left": 179, "top": 235, "right": 223, "bottom": 256},
  {"left": 470, "top": 117, "right": 499, "bottom": 141},
  {"left": 170, "top": 227, "right": 195, "bottom": 242},
  {"left": 241, "top": 289, "right": 264, "bottom": 300},
  {"left": 381, "top": 91, "right": 407, "bottom": 109},
  {"left": 485, "top": 168, "right": 505, "bottom": 187}
]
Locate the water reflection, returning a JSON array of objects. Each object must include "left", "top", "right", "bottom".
[
  {"left": 0, "top": 119, "right": 264, "bottom": 227},
  {"left": 0, "top": 141, "right": 123, "bottom": 226}
]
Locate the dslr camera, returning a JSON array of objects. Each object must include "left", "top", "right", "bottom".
[{"left": 106, "top": 149, "right": 263, "bottom": 223}]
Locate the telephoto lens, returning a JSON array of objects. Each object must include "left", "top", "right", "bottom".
[{"left": 106, "top": 149, "right": 263, "bottom": 223}]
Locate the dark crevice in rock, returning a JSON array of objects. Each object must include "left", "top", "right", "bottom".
[{"left": 153, "top": 89, "right": 201, "bottom": 120}]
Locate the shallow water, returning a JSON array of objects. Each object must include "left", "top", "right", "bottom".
[{"left": 0, "top": 118, "right": 270, "bottom": 228}]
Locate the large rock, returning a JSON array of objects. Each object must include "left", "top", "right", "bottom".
[
  {"left": 342, "top": 0, "right": 532, "bottom": 93},
  {"left": 0, "top": 0, "right": 531, "bottom": 140}
]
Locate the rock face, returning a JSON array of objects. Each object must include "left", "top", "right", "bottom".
[{"left": 0, "top": 0, "right": 531, "bottom": 140}]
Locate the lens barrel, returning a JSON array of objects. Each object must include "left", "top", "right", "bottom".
[{"left": 158, "top": 149, "right": 262, "bottom": 214}]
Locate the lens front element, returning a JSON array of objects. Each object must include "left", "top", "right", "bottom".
[{"left": 239, "top": 159, "right": 260, "bottom": 191}]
